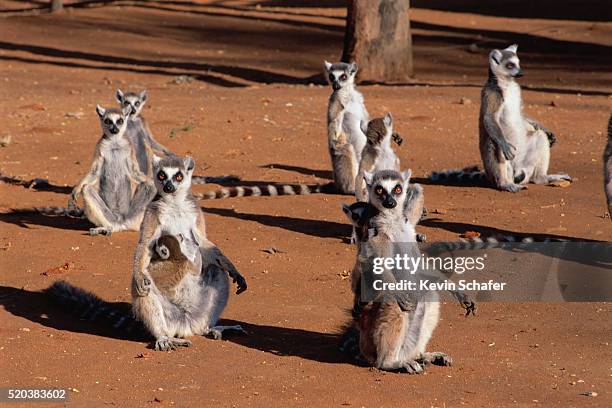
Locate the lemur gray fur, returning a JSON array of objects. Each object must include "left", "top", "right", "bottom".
[
  {"left": 68, "top": 105, "right": 156, "bottom": 236},
  {"left": 325, "top": 61, "right": 369, "bottom": 195},
  {"left": 429, "top": 45, "right": 570, "bottom": 190},
  {"left": 131, "top": 154, "right": 247, "bottom": 351}
]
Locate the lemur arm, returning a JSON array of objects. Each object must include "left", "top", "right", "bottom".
[
  {"left": 132, "top": 208, "right": 161, "bottom": 297},
  {"left": 128, "top": 146, "right": 149, "bottom": 184},
  {"left": 524, "top": 116, "right": 556, "bottom": 147},
  {"left": 327, "top": 99, "right": 345, "bottom": 142},
  {"left": 69, "top": 143, "right": 104, "bottom": 205},
  {"left": 483, "top": 91, "right": 515, "bottom": 161},
  {"left": 194, "top": 211, "right": 247, "bottom": 294}
]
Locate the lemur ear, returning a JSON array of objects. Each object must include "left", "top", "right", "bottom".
[
  {"left": 96, "top": 104, "right": 105, "bottom": 118},
  {"left": 152, "top": 155, "right": 162, "bottom": 168},
  {"left": 505, "top": 44, "right": 518, "bottom": 53},
  {"left": 383, "top": 112, "right": 393, "bottom": 128},
  {"left": 139, "top": 90, "right": 148, "bottom": 102},
  {"left": 116, "top": 89, "right": 124, "bottom": 103},
  {"left": 183, "top": 156, "right": 195, "bottom": 171},
  {"left": 324, "top": 60, "right": 332, "bottom": 71},
  {"left": 401, "top": 169, "right": 413, "bottom": 184},
  {"left": 363, "top": 171, "right": 374, "bottom": 187},
  {"left": 349, "top": 61, "right": 358, "bottom": 75},
  {"left": 360, "top": 119, "right": 369, "bottom": 135},
  {"left": 490, "top": 49, "right": 502, "bottom": 65}
]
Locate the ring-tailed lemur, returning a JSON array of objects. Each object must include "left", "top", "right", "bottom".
[
  {"left": 325, "top": 61, "right": 369, "bottom": 195},
  {"left": 346, "top": 169, "right": 452, "bottom": 373},
  {"left": 604, "top": 115, "right": 612, "bottom": 220},
  {"left": 67, "top": 105, "right": 156, "bottom": 235},
  {"left": 354, "top": 113, "right": 400, "bottom": 202},
  {"left": 131, "top": 154, "right": 247, "bottom": 351},
  {"left": 116, "top": 89, "right": 237, "bottom": 185},
  {"left": 429, "top": 45, "right": 570, "bottom": 191}
]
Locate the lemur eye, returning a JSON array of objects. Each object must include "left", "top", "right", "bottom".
[
  {"left": 393, "top": 185, "right": 403, "bottom": 195},
  {"left": 104, "top": 118, "right": 111, "bottom": 125},
  {"left": 135, "top": 101, "right": 140, "bottom": 107},
  {"left": 157, "top": 171, "right": 166, "bottom": 181},
  {"left": 124, "top": 101, "right": 130, "bottom": 106},
  {"left": 175, "top": 172, "right": 184, "bottom": 182},
  {"left": 329, "top": 74, "right": 334, "bottom": 82},
  {"left": 506, "top": 62, "right": 515, "bottom": 69},
  {"left": 117, "top": 118, "right": 124, "bottom": 125},
  {"left": 340, "top": 74, "right": 347, "bottom": 81},
  {"left": 374, "top": 186, "right": 384, "bottom": 195}
]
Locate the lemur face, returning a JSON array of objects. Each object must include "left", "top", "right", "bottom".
[
  {"left": 152, "top": 155, "right": 195, "bottom": 195},
  {"left": 96, "top": 105, "right": 130, "bottom": 138},
  {"left": 324, "top": 61, "right": 358, "bottom": 91},
  {"left": 341, "top": 201, "right": 368, "bottom": 227},
  {"left": 489, "top": 44, "right": 523, "bottom": 80},
  {"left": 364, "top": 169, "right": 411, "bottom": 212},
  {"left": 116, "top": 89, "right": 147, "bottom": 117}
]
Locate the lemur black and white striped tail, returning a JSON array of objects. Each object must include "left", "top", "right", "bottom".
[
  {"left": 194, "top": 183, "right": 328, "bottom": 200},
  {"left": 11, "top": 206, "right": 85, "bottom": 218},
  {"left": 191, "top": 175, "right": 241, "bottom": 185},
  {"left": 428, "top": 165, "right": 486, "bottom": 183},
  {"left": 428, "top": 234, "right": 569, "bottom": 255},
  {"left": 45, "top": 281, "right": 142, "bottom": 333}
]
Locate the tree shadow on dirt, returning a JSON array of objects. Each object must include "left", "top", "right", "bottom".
[
  {"left": 0, "top": 41, "right": 305, "bottom": 86},
  {"left": 0, "top": 212, "right": 92, "bottom": 232},
  {"left": 203, "top": 207, "right": 350, "bottom": 240},
  {"left": 260, "top": 164, "right": 333, "bottom": 180},
  {"left": 0, "top": 285, "right": 353, "bottom": 363}
]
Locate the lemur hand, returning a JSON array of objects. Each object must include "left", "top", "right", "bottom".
[
  {"left": 501, "top": 141, "right": 516, "bottom": 161},
  {"left": 133, "top": 273, "right": 152, "bottom": 297}
]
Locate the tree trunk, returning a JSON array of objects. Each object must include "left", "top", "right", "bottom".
[
  {"left": 50, "top": 0, "right": 63, "bottom": 12},
  {"left": 342, "top": 0, "right": 413, "bottom": 83}
]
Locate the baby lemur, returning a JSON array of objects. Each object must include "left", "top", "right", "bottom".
[
  {"left": 131, "top": 154, "right": 247, "bottom": 351},
  {"left": 430, "top": 44, "right": 570, "bottom": 191},
  {"left": 148, "top": 234, "right": 203, "bottom": 299},
  {"left": 605, "top": 115, "right": 612, "bottom": 220},
  {"left": 325, "top": 61, "right": 369, "bottom": 194},
  {"left": 68, "top": 105, "right": 156, "bottom": 236},
  {"left": 347, "top": 169, "right": 451, "bottom": 373}
]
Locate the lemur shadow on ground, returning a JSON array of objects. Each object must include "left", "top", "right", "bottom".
[
  {"left": 0, "top": 212, "right": 92, "bottom": 232},
  {"left": 0, "top": 285, "right": 148, "bottom": 343},
  {"left": 0, "top": 285, "right": 351, "bottom": 364},
  {"left": 203, "top": 207, "right": 350, "bottom": 240},
  {"left": 260, "top": 164, "right": 333, "bottom": 180},
  {"left": 217, "top": 319, "right": 350, "bottom": 365}
]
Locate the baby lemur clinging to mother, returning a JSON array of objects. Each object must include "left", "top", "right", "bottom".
[
  {"left": 68, "top": 105, "right": 156, "bottom": 236},
  {"left": 131, "top": 154, "right": 247, "bottom": 351},
  {"left": 346, "top": 169, "right": 452, "bottom": 373}
]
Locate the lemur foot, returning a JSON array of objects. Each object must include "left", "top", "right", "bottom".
[
  {"left": 205, "top": 325, "right": 246, "bottom": 340},
  {"left": 89, "top": 227, "right": 112, "bottom": 236},
  {"left": 500, "top": 183, "right": 526, "bottom": 193},
  {"left": 401, "top": 360, "right": 425, "bottom": 374},
  {"left": 154, "top": 336, "right": 192, "bottom": 351},
  {"left": 419, "top": 352, "right": 453, "bottom": 367}
]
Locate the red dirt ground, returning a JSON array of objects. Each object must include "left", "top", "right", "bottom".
[{"left": 0, "top": 1, "right": 611, "bottom": 407}]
